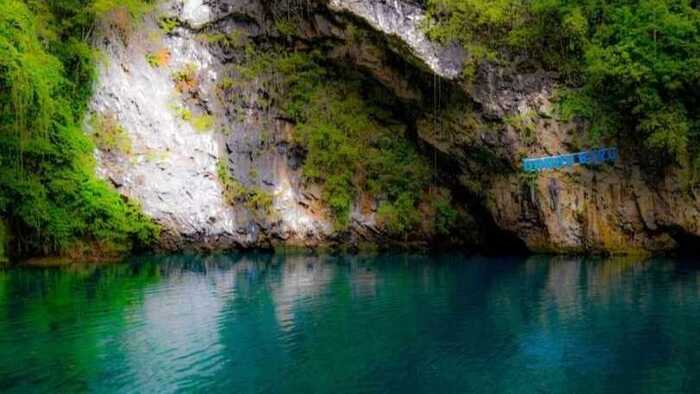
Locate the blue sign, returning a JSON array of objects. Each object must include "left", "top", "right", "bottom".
[{"left": 523, "top": 148, "right": 618, "bottom": 172}]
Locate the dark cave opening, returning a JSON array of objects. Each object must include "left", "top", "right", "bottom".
[{"left": 667, "top": 226, "right": 700, "bottom": 257}]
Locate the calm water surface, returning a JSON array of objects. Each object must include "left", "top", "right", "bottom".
[{"left": 1, "top": 253, "right": 699, "bottom": 393}]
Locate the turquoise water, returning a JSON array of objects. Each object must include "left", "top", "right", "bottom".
[{"left": 0, "top": 254, "right": 699, "bottom": 393}]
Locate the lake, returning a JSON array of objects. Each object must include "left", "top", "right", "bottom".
[{"left": 0, "top": 253, "right": 699, "bottom": 393}]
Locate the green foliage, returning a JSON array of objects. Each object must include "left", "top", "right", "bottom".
[
  {"left": 91, "top": 0, "right": 154, "bottom": 43},
  {"left": 172, "top": 104, "right": 192, "bottom": 121},
  {"left": 217, "top": 77, "right": 236, "bottom": 92},
  {"left": 377, "top": 193, "right": 422, "bottom": 237},
  {"left": 505, "top": 110, "right": 537, "bottom": 145},
  {"left": 172, "top": 63, "right": 198, "bottom": 93},
  {"left": 145, "top": 48, "right": 170, "bottom": 68},
  {"left": 217, "top": 159, "right": 246, "bottom": 204},
  {"left": 427, "top": 0, "right": 700, "bottom": 168},
  {"left": 191, "top": 114, "right": 215, "bottom": 133},
  {"left": 291, "top": 74, "right": 431, "bottom": 229},
  {"left": 198, "top": 29, "right": 249, "bottom": 49},
  {"left": 171, "top": 103, "right": 214, "bottom": 133},
  {"left": 432, "top": 191, "right": 459, "bottom": 236},
  {"left": 425, "top": 0, "right": 587, "bottom": 77},
  {"left": 274, "top": 19, "right": 298, "bottom": 38},
  {"left": 216, "top": 159, "right": 274, "bottom": 217},
  {"left": 0, "top": 0, "right": 158, "bottom": 258},
  {"left": 234, "top": 48, "right": 433, "bottom": 231},
  {"left": 158, "top": 17, "right": 178, "bottom": 33},
  {"left": 92, "top": 0, "right": 153, "bottom": 19},
  {"left": 89, "top": 114, "right": 133, "bottom": 154},
  {"left": 245, "top": 188, "right": 273, "bottom": 216}
]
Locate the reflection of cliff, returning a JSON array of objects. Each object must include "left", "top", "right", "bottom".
[
  {"left": 121, "top": 256, "right": 261, "bottom": 390},
  {"left": 3, "top": 255, "right": 700, "bottom": 391},
  {"left": 268, "top": 255, "right": 337, "bottom": 331},
  {"left": 524, "top": 255, "right": 651, "bottom": 324},
  {"left": 501, "top": 256, "right": 700, "bottom": 392},
  {"left": 542, "top": 257, "right": 583, "bottom": 321},
  {"left": 562, "top": 256, "right": 650, "bottom": 296}
]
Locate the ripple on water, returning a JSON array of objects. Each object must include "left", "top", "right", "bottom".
[{"left": 1, "top": 254, "right": 700, "bottom": 393}]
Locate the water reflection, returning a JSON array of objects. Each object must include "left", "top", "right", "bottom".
[{"left": 0, "top": 254, "right": 699, "bottom": 393}]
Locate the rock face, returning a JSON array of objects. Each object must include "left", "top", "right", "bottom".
[
  {"left": 327, "top": 0, "right": 464, "bottom": 79},
  {"left": 404, "top": 22, "right": 700, "bottom": 254},
  {"left": 91, "top": 1, "right": 344, "bottom": 250},
  {"left": 486, "top": 165, "right": 700, "bottom": 254},
  {"left": 323, "top": 0, "right": 700, "bottom": 254},
  {"left": 89, "top": 0, "right": 472, "bottom": 251},
  {"left": 92, "top": 16, "right": 240, "bottom": 249},
  {"left": 90, "top": 0, "right": 700, "bottom": 254}
]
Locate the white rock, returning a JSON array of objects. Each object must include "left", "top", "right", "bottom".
[
  {"left": 328, "top": 0, "right": 464, "bottom": 79},
  {"left": 181, "top": 0, "right": 212, "bottom": 28}
]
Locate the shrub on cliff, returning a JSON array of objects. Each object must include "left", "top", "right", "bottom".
[
  {"left": 0, "top": 0, "right": 158, "bottom": 258},
  {"left": 426, "top": 0, "right": 700, "bottom": 169},
  {"left": 231, "top": 47, "right": 437, "bottom": 233}
]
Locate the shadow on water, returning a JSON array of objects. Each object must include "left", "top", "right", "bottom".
[{"left": 1, "top": 253, "right": 699, "bottom": 393}]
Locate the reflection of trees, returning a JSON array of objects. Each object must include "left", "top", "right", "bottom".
[
  {"left": 208, "top": 254, "right": 534, "bottom": 392},
  {"left": 2, "top": 253, "right": 700, "bottom": 392},
  {"left": 0, "top": 260, "right": 162, "bottom": 392},
  {"left": 0, "top": 253, "right": 286, "bottom": 392}
]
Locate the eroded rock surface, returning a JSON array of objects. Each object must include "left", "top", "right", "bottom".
[
  {"left": 90, "top": 0, "right": 453, "bottom": 251},
  {"left": 91, "top": 17, "right": 240, "bottom": 249},
  {"left": 328, "top": 0, "right": 464, "bottom": 79},
  {"left": 91, "top": 1, "right": 338, "bottom": 250},
  {"left": 324, "top": 0, "right": 700, "bottom": 254},
  {"left": 404, "top": 15, "right": 700, "bottom": 254},
  {"left": 90, "top": 0, "right": 700, "bottom": 254}
]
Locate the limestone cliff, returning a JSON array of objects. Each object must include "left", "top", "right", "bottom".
[
  {"left": 89, "top": 0, "right": 700, "bottom": 254},
  {"left": 89, "top": 0, "right": 482, "bottom": 251}
]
